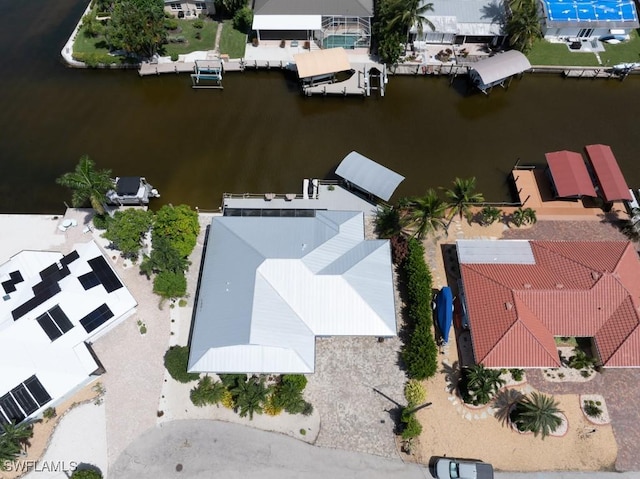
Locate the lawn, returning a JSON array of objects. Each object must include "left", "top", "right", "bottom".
[
  {"left": 599, "top": 30, "right": 640, "bottom": 66},
  {"left": 73, "top": 24, "right": 132, "bottom": 66},
  {"left": 218, "top": 20, "right": 247, "bottom": 59},
  {"left": 527, "top": 40, "right": 600, "bottom": 67},
  {"left": 162, "top": 18, "right": 217, "bottom": 57}
]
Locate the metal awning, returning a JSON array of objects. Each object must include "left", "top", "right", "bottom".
[
  {"left": 252, "top": 15, "right": 322, "bottom": 30},
  {"left": 335, "top": 151, "right": 405, "bottom": 201},
  {"left": 585, "top": 144, "right": 632, "bottom": 202},
  {"left": 470, "top": 50, "right": 531, "bottom": 88},
  {"left": 293, "top": 48, "right": 351, "bottom": 79},
  {"left": 545, "top": 151, "right": 597, "bottom": 198}
]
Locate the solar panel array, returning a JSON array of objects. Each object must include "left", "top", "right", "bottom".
[
  {"left": 0, "top": 375, "right": 51, "bottom": 428},
  {"left": 80, "top": 303, "right": 114, "bottom": 333},
  {"left": 36, "top": 305, "right": 74, "bottom": 341},
  {"left": 87, "top": 256, "right": 123, "bottom": 293},
  {"left": 2, "top": 270, "right": 24, "bottom": 295},
  {"left": 79, "top": 271, "right": 101, "bottom": 290}
]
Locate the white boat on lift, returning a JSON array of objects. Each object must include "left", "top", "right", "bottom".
[{"left": 106, "top": 177, "right": 160, "bottom": 206}]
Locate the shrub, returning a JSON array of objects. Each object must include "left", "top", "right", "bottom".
[
  {"left": 164, "top": 346, "right": 199, "bottom": 383},
  {"left": 70, "top": 470, "right": 103, "bottom": 479},
  {"left": 153, "top": 270, "right": 187, "bottom": 298},
  {"left": 401, "top": 410, "right": 422, "bottom": 439},
  {"left": 221, "top": 389, "right": 235, "bottom": 409},
  {"left": 232, "top": 6, "right": 253, "bottom": 33},
  {"left": 193, "top": 18, "right": 204, "bottom": 29},
  {"left": 263, "top": 395, "right": 283, "bottom": 416},
  {"left": 178, "top": 298, "right": 188, "bottom": 307},
  {"left": 102, "top": 208, "right": 153, "bottom": 259},
  {"left": 299, "top": 428, "right": 307, "bottom": 435},
  {"left": 219, "top": 374, "right": 246, "bottom": 389},
  {"left": 43, "top": 407, "right": 57, "bottom": 421},
  {"left": 92, "top": 214, "right": 110, "bottom": 230},
  {"left": 164, "top": 17, "right": 179, "bottom": 30},
  {"left": 404, "top": 379, "right": 426, "bottom": 406},
  {"left": 190, "top": 375, "right": 226, "bottom": 407},
  {"left": 281, "top": 374, "right": 307, "bottom": 391},
  {"left": 510, "top": 368, "right": 525, "bottom": 382},
  {"left": 170, "top": 53, "right": 179, "bottom": 61},
  {"left": 583, "top": 400, "right": 602, "bottom": 419}
]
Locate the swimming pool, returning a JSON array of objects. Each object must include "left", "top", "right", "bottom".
[
  {"left": 322, "top": 35, "right": 364, "bottom": 49},
  {"left": 543, "top": 0, "right": 638, "bottom": 23}
]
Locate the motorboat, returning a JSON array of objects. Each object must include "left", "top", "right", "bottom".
[{"left": 106, "top": 177, "right": 160, "bottom": 205}]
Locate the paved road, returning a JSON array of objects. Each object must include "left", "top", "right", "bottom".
[{"left": 110, "top": 420, "right": 640, "bottom": 479}]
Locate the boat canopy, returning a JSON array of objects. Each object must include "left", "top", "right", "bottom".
[
  {"left": 469, "top": 50, "right": 531, "bottom": 90},
  {"left": 293, "top": 48, "right": 351, "bottom": 79},
  {"left": 585, "top": 144, "right": 632, "bottom": 202},
  {"left": 335, "top": 151, "right": 405, "bottom": 201},
  {"left": 545, "top": 150, "right": 597, "bottom": 198}
]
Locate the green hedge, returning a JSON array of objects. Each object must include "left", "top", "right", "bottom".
[
  {"left": 164, "top": 346, "right": 199, "bottom": 383},
  {"left": 401, "top": 238, "right": 438, "bottom": 380}
]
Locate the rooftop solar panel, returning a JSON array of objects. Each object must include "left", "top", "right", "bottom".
[
  {"left": 2, "top": 280, "right": 16, "bottom": 294},
  {"left": 60, "top": 250, "right": 80, "bottom": 266},
  {"left": 80, "top": 303, "right": 114, "bottom": 333},
  {"left": 49, "top": 305, "right": 73, "bottom": 333},
  {"left": 0, "top": 394, "right": 24, "bottom": 423},
  {"left": 24, "top": 376, "right": 51, "bottom": 407},
  {"left": 88, "top": 256, "right": 123, "bottom": 293},
  {"left": 79, "top": 271, "right": 101, "bottom": 290},
  {"left": 9, "top": 270, "right": 23, "bottom": 283},
  {"left": 37, "top": 312, "right": 63, "bottom": 341},
  {"left": 40, "top": 262, "right": 61, "bottom": 279},
  {"left": 11, "top": 385, "right": 38, "bottom": 416},
  {"left": 11, "top": 282, "right": 62, "bottom": 320}
]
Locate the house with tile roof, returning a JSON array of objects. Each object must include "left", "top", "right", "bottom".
[
  {"left": 188, "top": 211, "right": 397, "bottom": 374},
  {"left": 457, "top": 239, "right": 640, "bottom": 368}
]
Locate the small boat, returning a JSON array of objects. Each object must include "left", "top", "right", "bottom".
[
  {"left": 106, "top": 177, "right": 160, "bottom": 206},
  {"left": 612, "top": 62, "right": 640, "bottom": 71},
  {"left": 434, "top": 286, "right": 454, "bottom": 345}
]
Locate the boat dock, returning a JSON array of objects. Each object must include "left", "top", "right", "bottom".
[{"left": 302, "top": 62, "right": 387, "bottom": 97}]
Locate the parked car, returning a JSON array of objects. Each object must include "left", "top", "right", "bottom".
[{"left": 435, "top": 458, "right": 494, "bottom": 479}]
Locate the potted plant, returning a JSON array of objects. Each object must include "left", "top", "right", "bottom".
[
  {"left": 304, "top": 40, "right": 310, "bottom": 50},
  {"left": 252, "top": 37, "right": 259, "bottom": 47},
  {"left": 280, "top": 39, "right": 286, "bottom": 48}
]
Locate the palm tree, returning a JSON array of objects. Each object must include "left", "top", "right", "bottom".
[
  {"left": 511, "top": 207, "right": 537, "bottom": 227},
  {"left": 375, "top": 204, "right": 404, "bottom": 238},
  {"left": 514, "top": 392, "right": 563, "bottom": 438},
  {"left": 506, "top": 0, "right": 542, "bottom": 53},
  {"left": 445, "top": 177, "right": 485, "bottom": 225},
  {"left": 464, "top": 364, "right": 506, "bottom": 405},
  {"left": 232, "top": 375, "right": 269, "bottom": 420},
  {"left": 387, "top": 0, "right": 436, "bottom": 44},
  {"left": 0, "top": 421, "right": 34, "bottom": 469},
  {"left": 406, "top": 188, "right": 447, "bottom": 239},
  {"left": 480, "top": 205, "right": 502, "bottom": 226},
  {"left": 56, "top": 155, "right": 113, "bottom": 215},
  {"left": 492, "top": 388, "right": 524, "bottom": 426},
  {"left": 190, "top": 375, "right": 226, "bottom": 407}
]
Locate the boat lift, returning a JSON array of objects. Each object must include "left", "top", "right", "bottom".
[{"left": 191, "top": 60, "right": 223, "bottom": 89}]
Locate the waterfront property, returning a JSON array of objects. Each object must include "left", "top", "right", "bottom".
[
  {"left": 106, "top": 177, "right": 160, "bottom": 206},
  {"left": 0, "top": 241, "right": 136, "bottom": 427},
  {"left": 413, "top": 0, "right": 507, "bottom": 47},
  {"left": 540, "top": 0, "right": 639, "bottom": 42},
  {"left": 252, "top": 0, "right": 373, "bottom": 50},
  {"left": 468, "top": 50, "right": 532, "bottom": 93},
  {"left": 163, "top": 0, "right": 215, "bottom": 18},
  {"left": 187, "top": 210, "right": 397, "bottom": 374},
  {"left": 456, "top": 239, "right": 640, "bottom": 368}
]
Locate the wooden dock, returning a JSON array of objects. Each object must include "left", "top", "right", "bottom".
[{"left": 139, "top": 61, "right": 196, "bottom": 76}]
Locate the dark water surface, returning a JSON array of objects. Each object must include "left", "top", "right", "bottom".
[{"left": 2, "top": 0, "right": 639, "bottom": 214}]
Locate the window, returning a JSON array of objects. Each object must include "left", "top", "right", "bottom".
[
  {"left": 170, "top": 2, "right": 182, "bottom": 10},
  {"left": 195, "top": 2, "right": 206, "bottom": 9}
]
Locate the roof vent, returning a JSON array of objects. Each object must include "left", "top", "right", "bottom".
[
  {"left": 523, "top": 283, "right": 532, "bottom": 289},
  {"left": 591, "top": 272, "right": 600, "bottom": 280},
  {"left": 556, "top": 283, "right": 564, "bottom": 289},
  {"left": 505, "top": 302, "right": 513, "bottom": 310},
  {"left": 2, "top": 294, "right": 10, "bottom": 301}
]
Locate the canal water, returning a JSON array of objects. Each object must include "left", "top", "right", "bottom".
[{"left": 2, "top": 0, "right": 639, "bottom": 213}]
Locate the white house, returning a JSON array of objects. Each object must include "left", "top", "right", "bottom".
[
  {"left": 164, "top": 0, "right": 215, "bottom": 18},
  {"left": 188, "top": 211, "right": 397, "bottom": 374},
  {"left": 0, "top": 241, "right": 136, "bottom": 428}
]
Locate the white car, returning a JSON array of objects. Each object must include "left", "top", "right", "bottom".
[{"left": 435, "top": 458, "right": 494, "bottom": 479}]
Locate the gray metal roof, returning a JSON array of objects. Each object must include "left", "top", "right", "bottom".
[
  {"left": 420, "top": 0, "right": 506, "bottom": 35},
  {"left": 188, "top": 211, "right": 396, "bottom": 374},
  {"left": 335, "top": 151, "right": 405, "bottom": 201},
  {"left": 457, "top": 239, "right": 535, "bottom": 264},
  {"left": 254, "top": 0, "right": 373, "bottom": 17},
  {"left": 469, "top": 50, "right": 531, "bottom": 88}
]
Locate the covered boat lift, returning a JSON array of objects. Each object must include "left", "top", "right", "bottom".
[
  {"left": 335, "top": 151, "right": 405, "bottom": 201},
  {"left": 293, "top": 47, "right": 352, "bottom": 87},
  {"left": 468, "top": 50, "right": 531, "bottom": 94},
  {"left": 585, "top": 144, "right": 632, "bottom": 202},
  {"left": 545, "top": 150, "right": 597, "bottom": 198}
]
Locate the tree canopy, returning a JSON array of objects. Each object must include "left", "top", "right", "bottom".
[
  {"left": 102, "top": 208, "right": 153, "bottom": 259},
  {"left": 153, "top": 204, "right": 200, "bottom": 258},
  {"left": 107, "top": 0, "right": 167, "bottom": 58},
  {"left": 56, "top": 155, "right": 113, "bottom": 215}
]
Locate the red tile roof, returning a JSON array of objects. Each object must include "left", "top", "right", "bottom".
[
  {"left": 460, "top": 241, "right": 640, "bottom": 368},
  {"left": 545, "top": 150, "right": 597, "bottom": 198},
  {"left": 585, "top": 144, "right": 632, "bottom": 202}
]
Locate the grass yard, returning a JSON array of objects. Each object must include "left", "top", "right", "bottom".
[
  {"left": 219, "top": 20, "right": 247, "bottom": 59},
  {"left": 73, "top": 24, "right": 132, "bottom": 66},
  {"left": 599, "top": 30, "right": 640, "bottom": 66},
  {"left": 162, "top": 18, "right": 217, "bottom": 57},
  {"left": 527, "top": 40, "right": 600, "bottom": 66}
]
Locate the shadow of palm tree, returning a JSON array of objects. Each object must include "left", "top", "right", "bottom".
[
  {"left": 441, "top": 360, "right": 461, "bottom": 395},
  {"left": 492, "top": 388, "right": 525, "bottom": 427},
  {"left": 481, "top": 1, "right": 507, "bottom": 25}
]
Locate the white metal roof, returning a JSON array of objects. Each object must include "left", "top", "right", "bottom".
[
  {"left": 469, "top": 50, "right": 532, "bottom": 88},
  {"left": 335, "top": 151, "right": 405, "bottom": 201},
  {"left": 457, "top": 239, "right": 535, "bottom": 264},
  {"left": 188, "top": 211, "right": 397, "bottom": 374},
  {"left": 253, "top": 14, "right": 322, "bottom": 30},
  {"left": 0, "top": 241, "right": 137, "bottom": 421}
]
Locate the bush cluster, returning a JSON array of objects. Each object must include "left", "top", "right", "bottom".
[
  {"left": 164, "top": 345, "right": 200, "bottom": 383},
  {"left": 401, "top": 238, "right": 438, "bottom": 380}
]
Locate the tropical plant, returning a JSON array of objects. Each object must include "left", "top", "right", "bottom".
[
  {"left": 513, "top": 392, "right": 563, "bottom": 438},
  {"left": 510, "top": 368, "right": 525, "bottom": 382},
  {"left": 404, "top": 379, "right": 427, "bottom": 406},
  {"left": 511, "top": 207, "right": 537, "bottom": 227},
  {"left": 106, "top": 0, "right": 167, "bottom": 58},
  {"left": 583, "top": 399, "right": 602, "bottom": 419},
  {"left": 153, "top": 204, "right": 200, "bottom": 258},
  {"left": 375, "top": 204, "right": 404, "bottom": 239},
  {"left": 400, "top": 408, "right": 423, "bottom": 439},
  {"left": 492, "top": 388, "right": 524, "bottom": 426},
  {"left": 445, "top": 177, "right": 485, "bottom": 224},
  {"left": 70, "top": 469, "right": 103, "bottom": 479},
  {"left": 464, "top": 364, "right": 506, "bottom": 405},
  {"left": 406, "top": 188, "right": 448, "bottom": 239},
  {"left": 506, "top": 0, "right": 542, "bottom": 54},
  {"left": 164, "top": 345, "right": 200, "bottom": 383},
  {"left": 232, "top": 375, "right": 270, "bottom": 420},
  {"left": 102, "top": 208, "right": 153, "bottom": 259},
  {"left": 153, "top": 270, "right": 187, "bottom": 298},
  {"left": 271, "top": 375, "right": 310, "bottom": 414},
  {"left": 480, "top": 205, "right": 502, "bottom": 225},
  {"left": 56, "top": 155, "right": 113, "bottom": 215},
  {"left": 569, "top": 349, "right": 597, "bottom": 370},
  {"left": 0, "top": 421, "right": 34, "bottom": 469},
  {"left": 386, "top": 0, "right": 435, "bottom": 45},
  {"left": 190, "top": 375, "right": 226, "bottom": 407}
]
